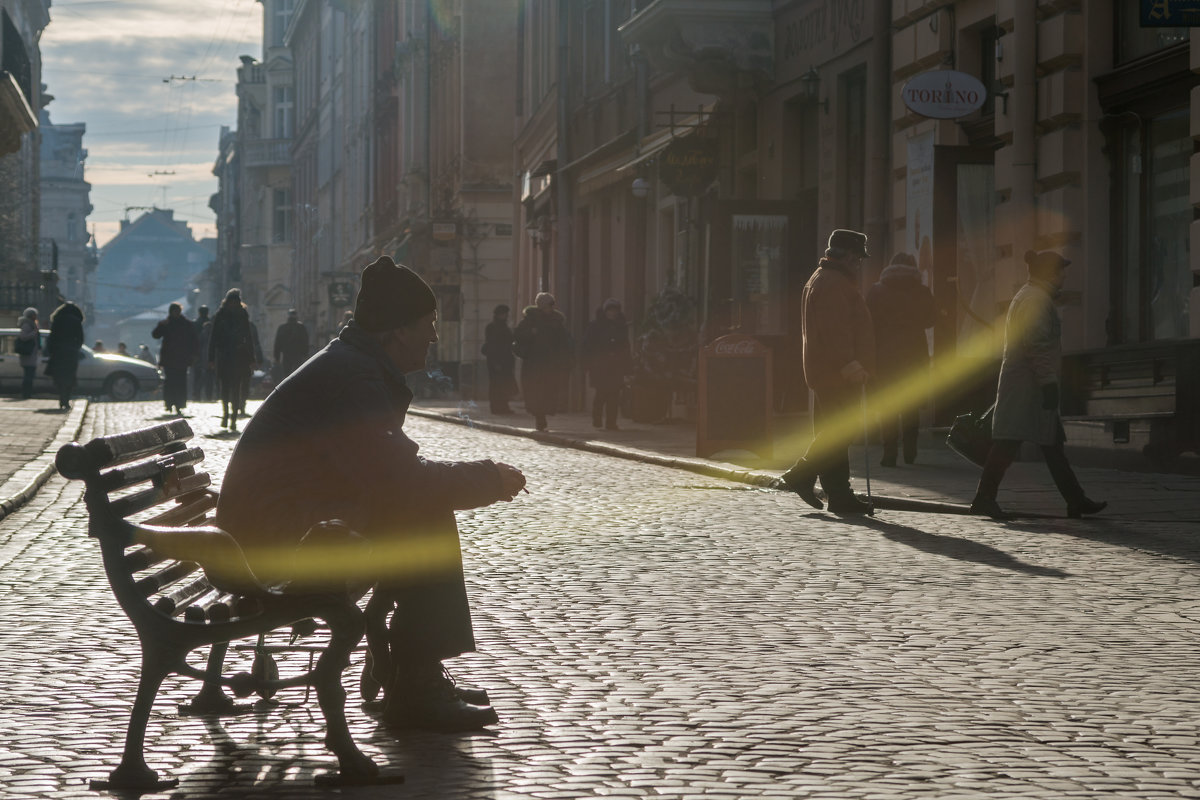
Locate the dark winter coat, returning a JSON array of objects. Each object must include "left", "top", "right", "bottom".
[
  {"left": 865, "top": 263, "right": 934, "bottom": 386},
  {"left": 216, "top": 321, "right": 508, "bottom": 657},
  {"left": 152, "top": 313, "right": 199, "bottom": 370},
  {"left": 481, "top": 319, "right": 517, "bottom": 394},
  {"left": 45, "top": 303, "right": 84, "bottom": 385},
  {"left": 208, "top": 303, "right": 255, "bottom": 386},
  {"left": 513, "top": 306, "right": 572, "bottom": 415},
  {"left": 273, "top": 319, "right": 310, "bottom": 376},
  {"left": 801, "top": 261, "right": 876, "bottom": 394},
  {"left": 582, "top": 310, "right": 632, "bottom": 391}
]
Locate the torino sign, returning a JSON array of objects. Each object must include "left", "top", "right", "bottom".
[{"left": 902, "top": 69, "right": 987, "bottom": 119}]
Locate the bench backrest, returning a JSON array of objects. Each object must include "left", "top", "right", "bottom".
[{"left": 56, "top": 420, "right": 264, "bottom": 628}]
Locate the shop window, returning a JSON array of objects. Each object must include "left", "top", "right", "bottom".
[
  {"left": 732, "top": 214, "right": 786, "bottom": 335},
  {"left": 1117, "top": 4, "right": 1189, "bottom": 64},
  {"left": 1114, "top": 108, "right": 1191, "bottom": 342},
  {"left": 273, "top": 188, "right": 293, "bottom": 244}
]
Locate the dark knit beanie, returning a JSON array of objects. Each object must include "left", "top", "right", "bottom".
[{"left": 353, "top": 255, "right": 438, "bottom": 333}]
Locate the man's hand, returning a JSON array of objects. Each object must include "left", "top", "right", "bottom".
[
  {"left": 495, "top": 462, "right": 526, "bottom": 500},
  {"left": 840, "top": 360, "right": 869, "bottom": 384}
]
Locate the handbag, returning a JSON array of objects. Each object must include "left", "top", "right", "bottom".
[
  {"left": 15, "top": 335, "right": 36, "bottom": 356},
  {"left": 946, "top": 404, "right": 995, "bottom": 467}
]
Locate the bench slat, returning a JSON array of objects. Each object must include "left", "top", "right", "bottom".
[
  {"left": 124, "top": 546, "right": 167, "bottom": 573},
  {"left": 56, "top": 419, "right": 194, "bottom": 477},
  {"left": 152, "top": 573, "right": 214, "bottom": 616},
  {"left": 98, "top": 447, "right": 206, "bottom": 493},
  {"left": 111, "top": 472, "right": 213, "bottom": 519},
  {"left": 135, "top": 560, "right": 199, "bottom": 597},
  {"left": 143, "top": 491, "right": 218, "bottom": 527},
  {"left": 184, "top": 590, "right": 236, "bottom": 623}
]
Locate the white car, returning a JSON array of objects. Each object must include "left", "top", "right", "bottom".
[{"left": 0, "top": 328, "right": 163, "bottom": 401}]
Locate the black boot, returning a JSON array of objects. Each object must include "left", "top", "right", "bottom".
[
  {"left": 382, "top": 662, "right": 498, "bottom": 732},
  {"left": 779, "top": 460, "right": 823, "bottom": 509},
  {"left": 822, "top": 463, "right": 872, "bottom": 515},
  {"left": 1067, "top": 497, "right": 1107, "bottom": 519},
  {"left": 969, "top": 493, "right": 1012, "bottom": 520},
  {"left": 827, "top": 493, "right": 873, "bottom": 515}
]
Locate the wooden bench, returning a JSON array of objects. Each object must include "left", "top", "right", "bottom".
[{"left": 55, "top": 419, "right": 400, "bottom": 791}]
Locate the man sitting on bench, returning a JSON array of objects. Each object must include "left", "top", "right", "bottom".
[{"left": 216, "top": 255, "right": 527, "bottom": 732}]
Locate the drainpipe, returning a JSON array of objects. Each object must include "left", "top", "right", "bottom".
[
  {"left": 1011, "top": 0, "right": 1037, "bottom": 279},
  {"left": 555, "top": 0, "right": 571, "bottom": 301},
  {"left": 866, "top": 0, "right": 891, "bottom": 281}
]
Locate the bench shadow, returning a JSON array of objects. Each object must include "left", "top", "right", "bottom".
[
  {"left": 838, "top": 514, "right": 1071, "bottom": 578},
  {"left": 365, "top": 721, "right": 498, "bottom": 798}
]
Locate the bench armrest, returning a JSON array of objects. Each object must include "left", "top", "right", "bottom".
[{"left": 132, "top": 524, "right": 270, "bottom": 596}]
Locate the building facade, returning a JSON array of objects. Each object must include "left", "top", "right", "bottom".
[
  {"left": 37, "top": 108, "right": 95, "bottom": 316},
  {"left": 0, "top": 0, "right": 51, "bottom": 312}
]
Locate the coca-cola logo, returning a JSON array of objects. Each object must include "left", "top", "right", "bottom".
[{"left": 714, "top": 339, "right": 758, "bottom": 356}]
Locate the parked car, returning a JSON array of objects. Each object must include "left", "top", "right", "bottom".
[{"left": 0, "top": 328, "right": 163, "bottom": 401}]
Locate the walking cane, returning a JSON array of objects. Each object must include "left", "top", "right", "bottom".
[{"left": 860, "top": 383, "right": 874, "bottom": 514}]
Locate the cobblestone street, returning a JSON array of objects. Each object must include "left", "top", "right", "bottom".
[{"left": 2, "top": 400, "right": 1200, "bottom": 799}]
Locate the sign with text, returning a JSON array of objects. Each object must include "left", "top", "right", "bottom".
[
  {"left": 328, "top": 281, "right": 354, "bottom": 308},
  {"left": 1141, "top": 0, "right": 1200, "bottom": 26},
  {"left": 902, "top": 70, "right": 987, "bottom": 119},
  {"left": 659, "top": 137, "right": 719, "bottom": 197},
  {"left": 697, "top": 334, "right": 773, "bottom": 459}
]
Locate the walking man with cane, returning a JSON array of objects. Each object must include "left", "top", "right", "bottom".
[{"left": 778, "top": 229, "right": 876, "bottom": 515}]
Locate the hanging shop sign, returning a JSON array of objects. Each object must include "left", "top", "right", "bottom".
[
  {"left": 659, "top": 137, "right": 720, "bottom": 197},
  {"left": 901, "top": 70, "right": 987, "bottom": 119},
  {"left": 1141, "top": 0, "right": 1200, "bottom": 26},
  {"left": 328, "top": 281, "right": 354, "bottom": 308}
]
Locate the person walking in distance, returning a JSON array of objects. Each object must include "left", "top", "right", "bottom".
[
  {"left": 582, "top": 298, "right": 632, "bottom": 430},
  {"left": 778, "top": 229, "right": 876, "bottom": 515},
  {"left": 208, "top": 288, "right": 256, "bottom": 431},
  {"left": 215, "top": 255, "right": 525, "bottom": 732},
  {"left": 152, "top": 302, "right": 199, "bottom": 415},
  {"left": 16, "top": 307, "right": 41, "bottom": 399},
  {"left": 45, "top": 301, "right": 85, "bottom": 411},
  {"left": 969, "top": 250, "right": 1107, "bottom": 519},
  {"left": 513, "top": 292, "right": 572, "bottom": 431},
  {"left": 192, "top": 305, "right": 213, "bottom": 402},
  {"left": 481, "top": 304, "right": 517, "bottom": 414},
  {"left": 865, "top": 251, "right": 935, "bottom": 466},
  {"left": 273, "top": 308, "right": 311, "bottom": 381}
]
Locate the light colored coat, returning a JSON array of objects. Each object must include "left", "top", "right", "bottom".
[
  {"left": 991, "top": 279, "right": 1062, "bottom": 445},
  {"left": 17, "top": 316, "right": 41, "bottom": 369}
]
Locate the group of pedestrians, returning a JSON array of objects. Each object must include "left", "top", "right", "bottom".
[
  {"left": 482, "top": 292, "right": 632, "bottom": 433},
  {"left": 17, "top": 301, "right": 85, "bottom": 410},
  {"left": 779, "top": 228, "right": 1104, "bottom": 520}
]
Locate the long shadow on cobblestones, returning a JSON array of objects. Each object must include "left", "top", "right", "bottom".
[
  {"left": 839, "top": 515, "right": 1071, "bottom": 577},
  {"left": 1022, "top": 516, "right": 1200, "bottom": 566}
]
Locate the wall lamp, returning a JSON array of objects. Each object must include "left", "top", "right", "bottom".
[
  {"left": 800, "top": 67, "right": 829, "bottom": 114},
  {"left": 631, "top": 177, "right": 650, "bottom": 198}
]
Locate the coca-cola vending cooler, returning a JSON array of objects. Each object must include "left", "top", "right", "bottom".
[{"left": 696, "top": 334, "right": 773, "bottom": 459}]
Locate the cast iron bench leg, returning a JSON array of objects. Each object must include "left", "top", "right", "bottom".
[{"left": 91, "top": 646, "right": 179, "bottom": 791}]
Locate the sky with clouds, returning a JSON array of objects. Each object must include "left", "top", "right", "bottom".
[{"left": 40, "top": 0, "right": 263, "bottom": 248}]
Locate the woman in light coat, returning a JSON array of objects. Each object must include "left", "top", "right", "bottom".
[
  {"left": 17, "top": 307, "right": 41, "bottom": 399},
  {"left": 970, "top": 250, "right": 1105, "bottom": 519}
]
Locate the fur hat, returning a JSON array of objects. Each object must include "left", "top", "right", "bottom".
[
  {"left": 826, "top": 229, "right": 869, "bottom": 259},
  {"left": 353, "top": 255, "right": 437, "bottom": 333},
  {"left": 889, "top": 251, "right": 917, "bottom": 268}
]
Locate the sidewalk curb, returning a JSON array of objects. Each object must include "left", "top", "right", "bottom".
[
  {"left": 407, "top": 407, "right": 782, "bottom": 489},
  {"left": 0, "top": 400, "right": 88, "bottom": 522}
]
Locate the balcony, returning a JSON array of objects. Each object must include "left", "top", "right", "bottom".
[
  {"left": 619, "top": 0, "right": 773, "bottom": 95},
  {"left": 243, "top": 139, "right": 292, "bottom": 168}
]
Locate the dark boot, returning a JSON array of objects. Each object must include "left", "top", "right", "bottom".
[
  {"left": 902, "top": 427, "right": 918, "bottom": 465},
  {"left": 1042, "top": 445, "right": 1106, "bottom": 519},
  {"left": 969, "top": 494, "right": 1011, "bottom": 520},
  {"left": 779, "top": 459, "right": 823, "bottom": 509},
  {"left": 382, "top": 662, "right": 498, "bottom": 732},
  {"left": 1067, "top": 498, "right": 1107, "bottom": 519},
  {"left": 822, "top": 463, "right": 872, "bottom": 515},
  {"left": 971, "top": 440, "right": 1017, "bottom": 519}
]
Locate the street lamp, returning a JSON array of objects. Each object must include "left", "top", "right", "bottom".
[{"left": 800, "top": 67, "right": 829, "bottom": 114}]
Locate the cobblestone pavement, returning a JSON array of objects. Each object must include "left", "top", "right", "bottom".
[{"left": 3, "top": 401, "right": 1200, "bottom": 799}]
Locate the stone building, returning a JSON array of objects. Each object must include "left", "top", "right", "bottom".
[
  {"left": 0, "top": 0, "right": 51, "bottom": 304},
  {"left": 37, "top": 107, "right": 95, "bottom": 315}
]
